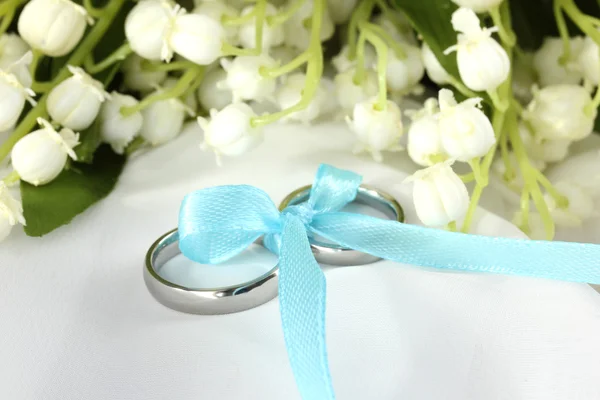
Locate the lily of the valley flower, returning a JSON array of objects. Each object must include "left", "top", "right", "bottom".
[
  {"left": 11, "top": 118, "right": 79, "bottom": 186},
  {"left": 545, "top": 149, "right": 600, "bottom": 198},
  {"left": 198, "top": 102, "right": 264, "bottom": 165},
  {"left": 125, "top": 0, "right": 177, "bottom": 61},
  {"left": 0, "top": 52, "right": 36, "bottom": 132},
  {"left": 219, "top": 55, "right": 277, "bottom": 103},
  {"left": 100, "top": 92, "right": 143, "bottom": 154},
  {"left": 332, "top": 44, "right": 376, "bottom": 73},
  {"left": 47, "top": 66, "right": 111, "bottom": 131},
  {"left": 275, "top": 73, "right": 323, "bottom": 124},
  {"left": 421, "top": 42, "right": 451, "bottom": 86},
  {"left": 525, "top": 84, "right": 596, "bottom": 141},
  {"left": 169, "top": 12, "right": 225, "bottom": 65},
  {"left": 334, "top": 67, "right": 378, "bottom": 113},
  {"left": 283, "top": 0, "right": 335, "bottom": 50},
  {"left": 407, "top": 98, "right": 445, "bottom": 167},
  {"left": 579, "top": 35, "right": 600, "bottom": 86},
  {"left": 238, "top": 3, "right": 284, "bottom": 50},
  {"left": 346, "top": 97, "right": 403, "bottom": 162},
  {"left": 121, "top": 54, "right": 167, "bottom": 93},
  {"left": 437, "top": 89, "right": 495, "bottom": 162},
  {"left": 533, "top": 37, "right": 584, "bottom": 87},
  {"left": 405, "top": 160, "right": 470, "bottom": 228},
  {"left": 386, "top": 45, "right": 425, "bottom": 94},
  {"left": 198, "top": 67, "right": 233, "bottom": 111},
  {"left": 544, "top": 181, "right": 595, "bottom": 227},
  {"left": 0, "top": 33, "right": 29, "bottom": 70},
  {"left": 0, "top": 182, "right": 25, "bottom": 242},
  {"left": 140, "top": 94, "right": 191, "bottom": 146},
  {"left": 193, "top": 0, "right": 238, "bottom": 44},
  {"left": 327, "top": 0, "right": 358, "bottom": 24},
  {"left": 18, "top": 0, "right": 93, "bottom": 57},
  {"left": 445, "top": 7, "right": 510, "bottom": 92}
]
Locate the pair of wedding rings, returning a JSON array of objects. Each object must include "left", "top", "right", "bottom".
[{"left": 144, "top": 185, "right": 404, "bottom": 315}]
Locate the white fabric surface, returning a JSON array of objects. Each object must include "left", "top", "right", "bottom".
[{"left": 1, "top": 122, "right": 600, "bottom": 400}]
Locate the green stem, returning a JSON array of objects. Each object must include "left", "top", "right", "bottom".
[
  {"left": 0, "top": 0, "right": 23, "bottom": 17},
  {"left": 260, "top": 52, "right": 311, "bottom": 78},
  {"left": 29, "top": 49, "right": 43, "bottom": 79},
  {"left": 0, "top": 0, "right": 127, "bottom": 164},
  {"left": 353, "top": 29, "right": 368, "bottom": 84},
  {"left": 358, "top": 22, "right": 388, "bottom": 110},
  {"left": 0, "top": 5, "right": 16, "bottom": 35},
  {"left": 83, "top": 0, "right": 105, "bottom": 18},
  {"left": 221, "top": 0, "right": 266, "bottom": 56},
  {"left": 2, "top": 170, "right": 19, "bottom": 186},
  {"left": 533, "top": 169, "right": 569, "bottom": 208},
  {"left": 267, "top": 0, "right": 306, "bottom": 26},
  {"left": 461, "top": 184, "right": 483, "bottom": 233},
  {"left": 31, "top": 81, "right": 54, "bottom": 93},
  {"left": 141, "top": 60, "right": 196, "bottom": 72},
  {"left": 519, "top": 187, "right": 531, "bottom": 234},
  {"left": 489, "top": 6, "right": 516, "bottom": 46},
  {"left": 124, "top": 137, "right": 147, "bottom": 156},
  {"left": 121, "top": 66, "right": 202, "bottom": 117},
  {"left": 222, "top": 8, "right": 257, "bottom": 26},
  {"left": 447, "top": 221, "right": 457, "bottom": 232},
  {"left": 85, "top": 43, "right": 132, "bottom": 75},
  {"left": 347, "top": 0, "right": 375, "bottom": 60},
  {"left": 361, "top": 22, "right": 406, "bottom": 59},
  {"left": 469, "top": 158, "right": 484, "bottom": 186},
  {"left": 447, "top": 76, "right": 479, "bottom": 99},
  {"left": 459, "top": 172, "right": 475, "bottom": 183},
  {"left": 554, "top": 0, "right": 572, "bottom": 65}
]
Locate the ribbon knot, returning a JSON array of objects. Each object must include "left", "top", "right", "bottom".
[{"left": 177, "top": 164, "right": 600, "bottom": 400}]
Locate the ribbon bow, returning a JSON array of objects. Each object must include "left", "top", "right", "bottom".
[{"left": 179, "top": 164, "right": 600, "bottom": 400}]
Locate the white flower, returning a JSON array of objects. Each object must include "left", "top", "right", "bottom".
[
  {"left": 275, "top": 73, "right": 323, "bottom": 124},
  {"left": 219, "top": 55, "right": 277, "bottom": 103},
  {"left": 332, "top": 44, "right": 376, "bottom": 73},
  {"left": 238, "top": 3, "right": 284, "bottom": 50},
  {"left": 0, "top": 33, "right": 30, "bottom": 70},
  {"left": 11, "top": 118, "right": 79, "bottom": 186},
  {"left": 121, "top": 54, "right": 167, "bottom": 93},
  {"left": 334, "top": 68, "right": 378, "bottom": 112},
  {"left": 346, "top": 97, "right": 403, "bottom": 162},
  {"left": 283, "top": 0, "right": 334, "bottom": 50},
  {"left": 125, "top": 0, "right": 178, "bottom": 61},
  {"left": 163, "top": 77, "right": 197, "bottom": 113},
  {"left": 17, "top": 0, "right": 93, "bottom": 57},
  {"left": 198, "top": 102, "right": 263, "bottom": 165},
  {"left": 404, "top": 160, "right": 469, "bottom": 227},
  {"left": 140, "top": 95, "right": 190, "bottom": 146},
  {"left": 544, "top": 181, "right": 595, "bottom": 227},
  {"left": 47, "top": 66, "right": 110, "bottom": 131},
  {"left": 579, "top": 35, "right": 600, "bottom": 86},
  {"left": 198, "top": 67, "right": 232, "bottom": 111},
  {"left": 100, "top": 92, "right": 143, "bottom": 154},
  {"left": 193, "top": 1, "right": 238, "bottom": 43},
  {"left": 545, "top": 149, "right": 600, "bottom": 198},
  {"left": 531, "top": 138, "right": 571, "bottom": 163},
  {"left": 327, "top": 0, "right": 358, "bottom": 24},
  {"left": 445, "top": 8, "right": 510, "bottom": 92},
  {"left": 437, "top": 89, "right": 495, "bottom": 162},
  {"left": 407, "top": 98, "right": 445, "bottom": 167},
  {"left": 169, "top": 13, "right": 225, "bottom": 65},
  {"left": 386, "top": 45, "right": 425, "bottom": 94},
  {"left": 0, "top": 52, "right": 35, "bottom": 132},
  {"left": 373, "top": 13, "right": 417, "bottom": 45},
  {"left": 421, "top": 42, "right": 451, "bottom": 86},
  {"left": 0, "top": 182, "right": 25, "bottom": 242},
  {"left": 533, "top": 37, "right": 584, "bottom": 87},
  {"left": 524, "top": 84, "right": 596, "bottom": 141},
  {"left": 450, "top": 0, "right": 504, "bottom": 13},
  {"left": 512, "top": 211, "right": 547, "bottom": 240}
]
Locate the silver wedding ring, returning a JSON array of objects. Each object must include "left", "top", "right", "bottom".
[
  {"left": 145, "top": 185, "right": 403, "bottom": 314},
  {"left": 144, "top": 229, "right": 279, "bottom": 315},
  {"left": 279, "top": 185, "right": 404, "bottom": 266}
]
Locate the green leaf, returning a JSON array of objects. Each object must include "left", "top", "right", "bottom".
[
  {"left": 21, "top": 145, "right": 125, "bottom": 237},
  {"left": 392, "top": 0, "right": 460, "bottom": 78},
  {"left": 74, "top": 118, "right": 103, "bottom": 164}
]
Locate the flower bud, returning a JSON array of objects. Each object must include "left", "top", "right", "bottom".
[
  {"left": 544, "top": 181, "right": 595, "bottom": 227},
  {"left": 437, "top": 89, "right": 495, "bottom": 162},
  {"left": 219, "top": 55, "right": 277, "bottom": 103},
  {"left": 327, "top": 0, "right": 358, "bottom": 24},
  {"left": 446, "top": 8, "right": 510, "bottom": 92},
  {"left": 524, "top": 84, "right": 596, "bottom": 141},
  {"left": 169, "top": 13, "right": 225, "bottom": 65},
  {"left": 100, "top": 92, "right": 143, "bottom": 154},
  {"left": 198, "top": 102, "right": 263, "bottom": 164},
  {"left": 238, "top": 3, "right": 284, "bottom": 50},
  {"left": 345, "top": 97, "right": 403, "bottom": 162},
  {"left": 545, "top": 149, "right": 600, "bottom": 198},
  {"left": 283, "top": 0, "right": 334, "bottom": 50},
  {"left": 275, "top": 73, "right": 323, "bottom": 124},
  {"left": 0, "top": 182, "right": 25, "bottom": 242},
  {"left": 0, "top": 52, "right": 35, "bottom": 132},
  {"left": 11, "top": 118, "right": 79, "bottom": 186},
  {"left": 334, "top": 68, "right": 378, "bottom": 112},
  {"left": 163, "top": 77, "right": 197, "bottom": 113},
  {"left": 125, "top": 0, "right": 177, "bottom": 61},
  {"left": 450, "top": 0, "right": 504, "bottom": 13},
  {"left": 332, "top": 44, "right": 376, "bottom": 73},
  {"left": 18, "top": 0, "right": 92, "bottom": 57},
  {"left": 193, "top": 1, "right": 238, "bottom": 43},
  {"left": 0, "top": 33, "right": 29, "bottom": 70},
  {"left": 198, "top": 67, "right": 232, "bottom": 111},
  {"left": 140, "top": 94, "right": 190, "bottom": 145},
  {"left": 579, "top": 35, "right": 600, "bottom": 86},
  {"left": 407, "top": 98, "right": 445, "bottom": 167},
  {"left": 533, "top": 37, "right": 583, "bottom": 87},
  {"left": 121, "top": 54, "right": 167, "bottom": 93},
  {"left": 421, "top": 42, "right": 451, "bottom": 86},
  {"left": 405, "top": 160, "right": 469, "bottom": 227},
  {"left": 47, "top": 66, "right": 110, "bottom": 131},
  {"left": 386, "top": 45, "right": 425, "bottom": 94}
]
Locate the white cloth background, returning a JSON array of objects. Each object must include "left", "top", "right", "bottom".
[{"left": 1, "top": 122, "right": 600, "bottom": 400}]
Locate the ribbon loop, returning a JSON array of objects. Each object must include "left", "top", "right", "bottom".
[{"left": 306, "top": 164, "right": 363, "bottom": 214}]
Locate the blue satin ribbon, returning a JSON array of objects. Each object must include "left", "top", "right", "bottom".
[{"left": 178, "top": 164, "right": 600, "bottom": 400}]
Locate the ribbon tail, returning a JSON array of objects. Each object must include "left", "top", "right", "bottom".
[
  {"left": 312, "top": 213, "right": 600, "bottom": 285},
  {"left": 279, "top": 215, "right": 336, "bottom": 400}
]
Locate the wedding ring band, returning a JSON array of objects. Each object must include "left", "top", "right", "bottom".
[
  {"left": 279, "top": 185, "right": 404, "bottom": 266},
  {"left": 144, "top": 229, "right": 279, "bottom": 315}
]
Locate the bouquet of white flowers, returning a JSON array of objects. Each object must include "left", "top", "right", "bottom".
[{"left": 0, "top": 0, "right": 599, "bottom": 243}]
